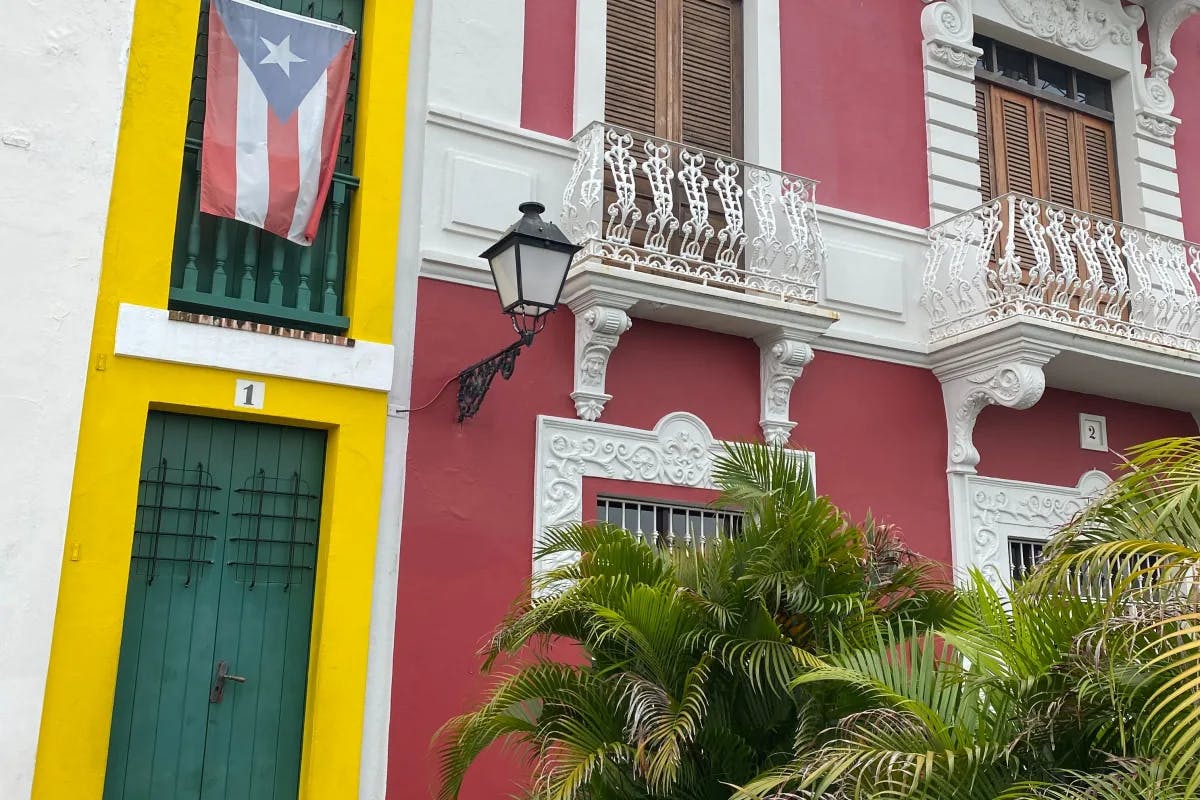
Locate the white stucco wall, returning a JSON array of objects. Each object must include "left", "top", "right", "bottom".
[{"left": 0, "top": 1, "right": 135, "bottom": 795}]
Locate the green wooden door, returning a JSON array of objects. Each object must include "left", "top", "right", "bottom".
[{"left": 104, "top": 412, "right": 326, "bottom": 800}]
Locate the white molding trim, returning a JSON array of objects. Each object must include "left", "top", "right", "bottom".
[
  {"left": 920, "top": 0, "right": 1190, "bottom": 235},
  {"left": 960, "top": 469, "right": 1111, "bottom": 586},
  {"left": 744, "top": 0, "right": 783, "bottom": 170},
  {"left": 113, "top": 304, "right": 394, "bottom": 391},
  {"left": 428, "top": 106, "right": 577, "bottom": 159},
  {"left": 574, "top": 0, "right": 607, "bottom": 136},
  {"left": 921, "top": 0, "right": 984, "bottom": 224},
  {"left": 533, "top": 411, "right": 812, "bottom": 573}
]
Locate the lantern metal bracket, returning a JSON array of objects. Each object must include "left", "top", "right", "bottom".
[{"left": 455, "top": 331, "right": 536, "bottom": 423}]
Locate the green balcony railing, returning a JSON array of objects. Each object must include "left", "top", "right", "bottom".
[{"left": 168, "top": 139, "right": 358, "bottom": 333}]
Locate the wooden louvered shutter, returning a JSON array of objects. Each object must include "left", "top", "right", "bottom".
[
  {"left": 604, "top": 0, "right": 658, "bottom": 134},
  {"left": 1076, "top": 115, "right": 1119, "bottom": 219},
  {"left": 976, "top": 84, "right": 995, "bottom": 201},
  {"left": 679, "top": 0, "right": 742, "bottom": 156},
  {"left": 990, "top": 86, "right": 1041, "bottom": 198},
  {"left": 1038, "top": 104, "right": 1079, "bottom": 209}
]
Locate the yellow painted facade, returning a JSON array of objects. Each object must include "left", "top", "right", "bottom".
[{"left": 32, "top": 1, "right": 410, "bottom": 797}]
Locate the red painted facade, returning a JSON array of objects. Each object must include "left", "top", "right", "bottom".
[{"left": 392, "top": 4, "right": 1200, "bottom": 798}]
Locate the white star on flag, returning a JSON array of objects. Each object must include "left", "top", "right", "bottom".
[{"left": 259, "top": 34, "right": 305, "bottom": 76}]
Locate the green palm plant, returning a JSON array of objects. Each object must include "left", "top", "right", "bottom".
[
  {"left": 435, "top": 443, "right": 949, "bottom": 800},
  {"left": 738, "top": 437, "right": 1200, "bottom": 800}
]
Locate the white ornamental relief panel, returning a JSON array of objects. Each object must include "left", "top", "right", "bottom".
[
  {"left": 965, "top": 470, "right": 1111, "bottom": 588},
  {"left": 996, "top": 0, "right": 1139, "bottom": 49},
  {"left": 533, "top": 412, "right": 813, "bottom": 574}
]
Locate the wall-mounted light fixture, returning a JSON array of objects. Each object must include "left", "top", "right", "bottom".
[{"left": 455, "top": 202, "right": 581, "bottom": 422}]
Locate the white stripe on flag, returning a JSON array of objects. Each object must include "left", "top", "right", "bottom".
[
  {"left": 288, "top": 70, "right": 329, "bottom": 243},
  {"left": 235, "top": 55, "right": 271, "bottom": 228}
]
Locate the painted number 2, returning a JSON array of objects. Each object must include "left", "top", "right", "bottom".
[{"left": 234, "top": 379, "right": 266, "bottom": 410}]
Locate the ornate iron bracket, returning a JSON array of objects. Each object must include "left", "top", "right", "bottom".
[{"left": 455, "top": 333, "right": 533, "bottom": 423}]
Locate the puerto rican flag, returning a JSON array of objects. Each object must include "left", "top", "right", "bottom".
[{"left": 200, "top": 0, "right": 355, "bottom": 245}]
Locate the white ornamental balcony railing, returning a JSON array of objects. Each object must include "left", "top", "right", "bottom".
[
  {"left": 923, "top": 193, "right": 1200, "bottom": 353},
  {"left": 561, "top": 122, "right": 825, "bottom": 303}
]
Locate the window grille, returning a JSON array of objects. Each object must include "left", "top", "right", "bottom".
[
  {"left": 1009, "top": 536, "right": 1164, "bottom": 599},
  {"left": 1008, "top": 538, "right": 1045, "bottom": 584},
  {"left": 597, "top": 496, "right": 742, "bottom": 551}
]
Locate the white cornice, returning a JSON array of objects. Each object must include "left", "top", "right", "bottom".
[{"left": 427, "top": 105, "right": 577, "bottom": 158}]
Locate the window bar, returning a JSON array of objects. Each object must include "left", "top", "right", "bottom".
[
  {"left": 323, "top": 182, "right": 347, "bottom": 315},
  {"left": 268, "top": 236, "right": 286, "bottom": 306},
  {"left": 183, "top": 461, "right": 207, "bottom": 588},
  {"left": 182, "top": 161, "right": 203, "bottom": 292},
  {"left": 146, "top": 458, "right": 169, "bottom": 585},
  {"left": 285, "top": 472, "right": 302, "bottom": 592},
  {"left": 297, "top": 243, "right": 314, "bottom": 310},
  {"left": 212, "top": 217, "right": 230, "bottom": 296},
  {"left": 250, "top": 468, "right": 267, "bottom": 589},
  {"left": 240, "top": 227, "right": 260, "bottom": 301}
]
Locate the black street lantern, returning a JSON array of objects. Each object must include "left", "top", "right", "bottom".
[
  {"left": 479, "top": 201, "right": 582, "bottom": 343},
  {"left": 456, "top": 201, "right": 582, "bottom": 422}
]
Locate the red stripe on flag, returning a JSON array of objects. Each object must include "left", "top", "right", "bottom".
[
  {"left": 303, "top": 38, "right": 355, "bottom": 244},
  {"left": 264, "top": 109, "right": 301, "bottom": 239},
  {"left": 200, "top": 7, "right": 240, "bottom": 219}
]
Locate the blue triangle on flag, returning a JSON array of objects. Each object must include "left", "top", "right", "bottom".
[{"left": 213, "top": 0, "right": 354, "bottom": 122}]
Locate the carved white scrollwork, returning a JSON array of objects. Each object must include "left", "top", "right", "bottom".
[
  {"left": 921, "top": 0, "right": 980, "bottom": 73},
  {"left": 997, "top": 0, "right": 1141, "bottom": 49},
  {"left": 755, "top": 332, "right": 815, "bottom": 446},
  {"left": 533, "top": 412, "right": 814, "bottom": 575},
  {"left": 938, "top": 349, "right": 1056, "bottom": 474},
  {"left": 965, "top": 470, "right": 1111, "bottom": 587},
  {"left": 570, "top": 303, "right": 632, "bottom": 422}
]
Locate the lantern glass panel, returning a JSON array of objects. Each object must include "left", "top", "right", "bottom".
[
  {"left": 488, "top": 244, "right": 520, "bottom": 311},
  {"left": 517, "top": 241, "right": 570, "bottom": 313}
]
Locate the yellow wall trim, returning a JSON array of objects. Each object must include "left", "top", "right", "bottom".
[{"left": 33, "top": 1, "right": 412, "bottom": 797}]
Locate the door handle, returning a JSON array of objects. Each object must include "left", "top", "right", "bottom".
[{"left": 209, "top": 660, "right": 248, "bottom": 703}]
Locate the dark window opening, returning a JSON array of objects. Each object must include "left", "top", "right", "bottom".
[{"left": 596, "top": 496, "right": 743, "bottom": 551}]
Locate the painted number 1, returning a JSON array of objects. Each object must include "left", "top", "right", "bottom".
[{"left": 234, "top": 379, "right": 266, "bottom": 410}]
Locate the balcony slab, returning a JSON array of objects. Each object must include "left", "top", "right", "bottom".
[{"left": 930, "top": 315, "right": 1200, "bottom": 413}]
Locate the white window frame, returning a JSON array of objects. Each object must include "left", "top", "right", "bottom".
[
  {"left": 964, "top": 469, "right": 1110, "bottom": 589},
  {"left": 921, "top": 0, "right": 1187, "bottom": 238},
  {"left": 572, "top": 0, "right": 782, "bottom": 168},
  {"left": 533, "top": 411, "right": 813, "bottom": 574}
]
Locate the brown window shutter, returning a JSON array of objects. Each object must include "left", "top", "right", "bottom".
[
  {"left": 989, "top": 86, "right": 1041, "bottom": 197},
  {"left": 604, "top": 0, "right": 658, "bottom": 134},
  {"left": 1037, "top": 104, "right": 1079, "bottom": 209},
  {"left": 976, "top": 83, "right": 994, "bottom": 201},
  {"left": 678, "top": 0, "right": 742, "bottom": 156},
  {"left": 1076, "top": 114, "right": 1120, "bottom": 219}
]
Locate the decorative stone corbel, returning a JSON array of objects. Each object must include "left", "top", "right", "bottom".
[
  {"left": 1141, "top": 0, "right": 1200, "bottom": 80},
  {"left": 569, "top": 303, "right": 632, "bottom": 421},
  {"left": 1135, "top": 0, "right": 1200, "bottom": 137},
  {"left": 921, "top": 0, "right": 980, "bottom": 73},
  {"left": 937, "top": 344, "right": 1058, "bottom": 474},
  {"left": 755, "top": 331, "right": 815, "bottom": 447}
]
